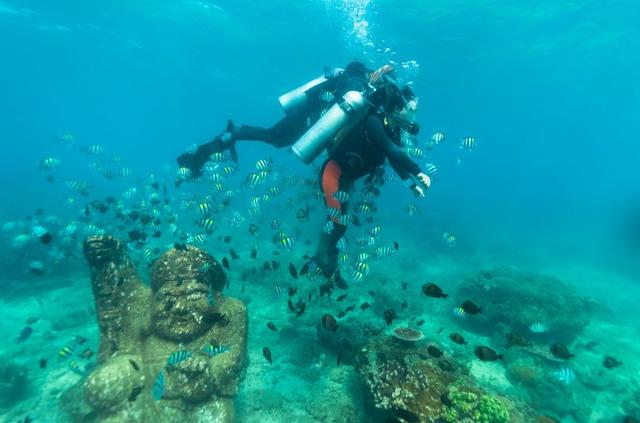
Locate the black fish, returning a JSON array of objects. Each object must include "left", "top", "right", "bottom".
[
  {"left": 17, "top": 326, "right": 33, "bottom": 342},
  {"left": 321, "top": 314, "right": 339, "bottom": 331},
  {"left": 367, "top": 290, "right": 376, "bottom": 297},
  {"left": 360, "top": 302, "right": 370, "bottom": 311},
  {"left": 402, "top": 281, "right": 408, "bottom": 290},
  {"left": 438, "top": 359, "right": 454, "bottom": 372},
  {"left": 603, "top": 356, "right": 622, "bottom": 369},
  {"left": 40, "top": 232, "right": 53, "bottom": 244},
  {"left": 427, "top": 345, "right": 443, "bottom": 357},
  {"left": 39, "top": 358, "right": 47, "bottom": 369},
  {"left": 262, "top": 261, "right": 272, "bottom": 271},
  {"left": 249, "top": 224, "right": 258, "bottom": 235},
  {"left": 421, "top": 283, "right": 448, "bottom": 298},
  {"left": 336, "top": 294, "right": 347, "bottom": 302},
  {"left": 224, "top": 236, "right": 232, "bottom": 243},
  {"left": 449, "top": 333, "right": 466, "bottom": 345},
  {"left": 461, "top": 300, "right": 482, "bottom": 314},
  {"left": 550, "top": 343, "right": 574, "bottom": 360},
  {"left": 230, "top": 248, "right": 240, "bottom": 260},
  {"left": 337, "top": 311, "right": 346, "bottom": 318},
  {"left": 262, "top": 347, "right": 272, "bottom": 365},
  {"left": 251, "top": 247, "right": 258, "bottom": 259},
  {"left": 299, "top": 261, "right": 310, "bottom": 276},
  {"left": 337, "top": 353, "right": 342, "bottom": 367},
  {"left": 128, "top": 385, "right": 144, "bottom": 402},
  {"left": 271, "top": 260, "right": 280, "bottom": 271},
  {"left": 400, "top": 301, "right": 408, "bottom": 310},
  {"left": 474, "top": 346, "right": 503, "bottom": 361},
  {"left": 393, "top": 241, "right": 399, "bottom": 250},
  {"left": 129, "top": 359, "right": 140, "bottom": 371},
  {"left": 222, "top": 257, "right": 230, "bottom": 269},
  {"left": 416, "top": 319, "right": 425, "bottom": 326},
  {"left": 288, "top": 263, "right": 298, "bottom": 279},
  {"left": 505, "top": 333, "right": 530, "bottom": 348},
  {"left": 383, "top": 309, "right": 396, "bottom": 326},
  {"left": 174, "top": 242, "right": 188, "bottom": 251},
  {"left": 345, "top": 304, "right": 356, "bottom": 313},
  {"left": 267, "top": 322, "right": 277, "bottom": 331},
  {"left": 152, "top": 231, "right": 162, "bottom": 238}
]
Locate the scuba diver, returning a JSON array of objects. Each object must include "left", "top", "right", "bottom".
[{"left": 177, "top": 61, "right": 431, "bottom": 287}]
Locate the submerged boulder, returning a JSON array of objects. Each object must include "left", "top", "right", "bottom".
[{"left": 455, "top": 268, "right": 599, "bottom": 343}]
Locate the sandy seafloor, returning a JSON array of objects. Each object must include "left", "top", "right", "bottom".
[{"left": 1, "top": 238, "right": 639, "bottom": 423}]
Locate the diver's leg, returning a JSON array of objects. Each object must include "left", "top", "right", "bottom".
[
  {"left": 314, "top": 160, "right": 352, "bottom": 288},
  {"left": 230, "top": 103, "right": 312, "bottom": 147}
]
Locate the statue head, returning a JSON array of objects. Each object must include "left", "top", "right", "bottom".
[{"left": 150, "top": 246, "right": 226, "bottom": 341}]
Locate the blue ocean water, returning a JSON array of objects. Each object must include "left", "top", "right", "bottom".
[{"left": 0, "top": 1, "right": 639, "bottom": 422}]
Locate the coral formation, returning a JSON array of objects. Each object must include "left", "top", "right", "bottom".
[
  {"left": 356, "top": 335, "right": 535, "bottom": 422},
  {"left": 392, "top": 326, "right": 425, "bottom": 342},
  {"left": 61, "top": 235, "right": 247, "bottom": 422},
  {"left": 456, "top": 268, "right": 600, "bottom": 342}
]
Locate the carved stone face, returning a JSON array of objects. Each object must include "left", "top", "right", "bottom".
[{"left": 152, "top": 280, "right": 211, "bottom": 341}]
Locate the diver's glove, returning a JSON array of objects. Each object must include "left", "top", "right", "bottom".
[{"left": 404, "top": 172, "right": 431, "bottom": 198}]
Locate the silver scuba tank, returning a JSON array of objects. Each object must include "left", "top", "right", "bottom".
[
  {"left": 278, "top": 75, "right": 328, "bottom": 115},
  {"left": 291, "top": 90, "right": 369, "bottom": 164}
]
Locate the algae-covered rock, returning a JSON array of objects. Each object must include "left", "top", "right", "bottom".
[
  {"left": 456, "top": 268, "right": 599, "bottom": 342},
  {"left": 61, "top": 236, "right": 246, "bottom": 422}
]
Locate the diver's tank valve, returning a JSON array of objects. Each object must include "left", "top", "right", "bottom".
[{"left": 291, "top": 90, "right": 369, "bottom": 164}]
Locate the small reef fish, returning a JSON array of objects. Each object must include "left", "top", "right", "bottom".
[
  {"left": 505, "top": 333, "right": 530, "bottom": 348},
  {"left": 553, "top": 367, "right": 576, "bottom": 384},
  {"left": 449, "top": 333, "right": 466, "bottom": 345},
  {"left": 458, "top": 136, "right": 477, "bottom": 150},
  {"left": 550, "top": 343, "right": 574, "bottom": 360},
  {"left": 383, "top": 309, "right": 397, "bottom": 326},
  {"left": 474, "top": 346, "right": 503, "bottom": 361},
  {"left": 602, "top": 356, "right": 622, "bottom": 369},
  {"left": 267, "top": 322, "right": 277, "bottom": 331},
  {"left": 262, "top": 347, "right": 273, "bottom": 365},
  {"left": 17, "top": 326, "right": 33, "bottom": 342},
  {"left": 529, "top": 322, "right": 549, "bottom": 333},
  {"left": 421, "top": 283, "right": 448, "bottom": 298},
  {"left": 427, "top": 345, "right": 443, "bottom": 357},
  {"left": 460, "top": 300, "right": 482, "bottom": 314},
  {"left": 203, "top": 344, "right": 229, "bottom": 357},
  {"left": 152, "top": 371, "right": 165, "bottom": 400},
  {"left": 288, "top": 262, "right": 298, "bottom": 279},
  {"left": 58, "top": 344, "right": 77, "bottom": 360},
  {"left": 167, "top": 350, "right": 192, "bottom": 366},
  {"left": 321, "top": 314, "right": 339, "bottom": 331}
]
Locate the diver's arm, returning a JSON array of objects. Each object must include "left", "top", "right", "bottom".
[{"left": 365, "top": 115, "right": 421, "bottom": 176}]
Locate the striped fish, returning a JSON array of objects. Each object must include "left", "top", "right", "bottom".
[
  {"left": 58, "top": 344, "right": 77, "bottom": 359},
  {"left": 452, "top": 307, "right": 466, "bottom": 318},
  {"left": 351, "top": 270, "right": 364, "bottom": 282},
  {"left": 199, "top": 218, "right": 215, "bottom": 231},
  {"left": 327, "top": 207, "right": 341, "bottom": 218},
  {"left": 69, "top": 360, "right": 85, "bottom": 375},
  {"left": 338, "top": 252, "right": 350, "bottom": 265},
  {"left": 332, "top": 191, "right": 350, "bottom": 203},
  {"left": 39, "top": 157, "right": 61, "bottom": 170},
  {"left": 279, "top": 234, "right": 295, "bottom": 250},
  {"left": 458, "top": 136, "right": 477, "bottom": 150},
  {"left": 322, "top": 220, "right": 335, "bottom": 234},
  {"left": 83, "top": 144, "right": 104, "bottom": 155},
  {"left": 336, "top": 237, "right": 347, "bottom": 251},
  {"left": 198, "top": 203, "right": 212, "bottom": 215},
  {"left": 338, "top": 214, "right": 351, "bottom": 226},
  {"left": 424, "top": 162, "right": 439, "bottom": 179},
  {"left": 529, "top": 322, "right": 548, "bottom": 334},
  {"left": 369, "top": 226, "right": 381, "bottom": 237},
  {"left": 553, "top": 367, "right": 576, "bottom": 384},
  {"left": 203, "top": 344, "right": 229, "bottom": 357},
  {"left": 442, "top": 232, "right": 456, "bottom": 248},
  {"left": 255, "top": 159, "right": 271, "bottom": 171},
  {"left": 211, "top": 152, "right": 226, "bottom": 162},
  {"left": 167, "top": 350, "right": 192, "bottom": 366},
  {"left": 152, "top": 371, "right": 165, "bottom": 400},
  {"left": 274, "top": 285, "right": 288, "bottom": 296},
  {"left": 431, "top": 132, "right": 446, "bottom": 144},
  {"left": 176, "top": 167, "right": 191, "bottom": 178},
  {"left": 355, "top": 262, "right": 369, "bottom": 274},
  {"left": 375, "top": 246, "right": 395, "bottom": 257}
]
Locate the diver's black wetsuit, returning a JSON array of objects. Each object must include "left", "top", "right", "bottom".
[
  {"left": 176, "top": 66, "right": 373, "bottom": 177},
  {"left": 314, "top": 111, "right": 421, "bottom": 280}
]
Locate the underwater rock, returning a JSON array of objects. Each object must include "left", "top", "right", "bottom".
[
  {"left": 0, "top": 356, "right": 30, "bottom": 408},
  {"left": 456, "top": 268, "right": 599, "bottom": 343},
  {"left": 60, "top": 235, "right": 247, "bottom": 422}
]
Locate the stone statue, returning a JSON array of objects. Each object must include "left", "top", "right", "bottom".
[{"left": 63, "top": 235, "right": 247, "bottom": 422}]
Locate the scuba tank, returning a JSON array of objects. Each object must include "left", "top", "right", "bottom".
[
  {"left": 278, "top": 75, "right": 328, "bottom": 115},
  {"left": 278, "top": 67, "right": 344, "bottom": 115},
  {"left": 291, "top": 90, "right": 369, "bottom": 164}
]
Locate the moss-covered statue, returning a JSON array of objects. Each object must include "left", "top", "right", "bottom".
[{"left": 62, "top": 235, "right": 247, "bottom": 422}]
